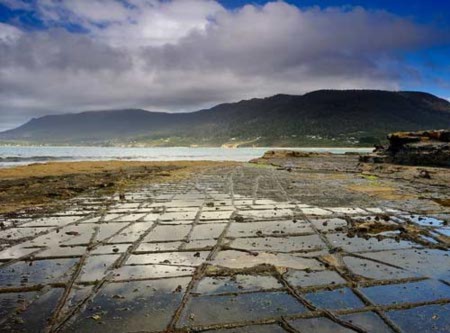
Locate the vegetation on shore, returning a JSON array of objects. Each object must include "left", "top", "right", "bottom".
[{"left": 1, "top": 90, "right": 449, "bottom": 147}]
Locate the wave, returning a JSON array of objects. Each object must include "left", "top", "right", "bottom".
[{"left": 0, "top": 156, "right": 75, "bottom": 163}]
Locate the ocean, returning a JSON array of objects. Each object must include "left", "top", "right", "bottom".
[{"left": 0, "top": 146, "right": 373, "bottom": 167}]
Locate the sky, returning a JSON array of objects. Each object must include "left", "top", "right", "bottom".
[{"left": 0, "top": 0, "right": 449, "bottom": 131}]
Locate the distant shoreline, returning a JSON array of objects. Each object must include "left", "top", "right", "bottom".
[
  {"left": 0, "top": 146, "right": 374, "bottom": 168},
  {"left": 0, "top": 144, "right": 375, "bottom": 149}
]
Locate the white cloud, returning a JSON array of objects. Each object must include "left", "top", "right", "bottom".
[
  {"left": 0, "top": 0, "right": 447, "bottom": 129},
  {"left": 0, "top": 22, "right": 22, "bottom": 42},
  {"left": 36, "top": 0, "right": 224, "bottom": 46}
]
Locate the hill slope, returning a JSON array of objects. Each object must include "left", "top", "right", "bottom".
[{"left": 1, "top": 90, "right": 449, "bottom": 147}]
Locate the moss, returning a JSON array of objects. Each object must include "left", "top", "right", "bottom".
[{"left": 361, "top": 174, "right": 379, "bottom": 181}]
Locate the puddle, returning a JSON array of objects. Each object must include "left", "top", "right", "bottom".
[
  {"left": 228, "top": 220, "right": 312, "bottom": 238},
  {"left": 134, "top": 241, "right": 183, "bottom": 253},
  {"left": 343, "top": 255, "right": 419, "bottom": 280},
  {"left": 311, "top": 218, "right": 347, "bottom": 232},
  {"left": 179, "top": 291, "right": 307, "bottom": 327},
  {"left": 95, "top": 223, "right": 130, "bottom": 243},
  {"left": 326, "top": 207, "right": 368, "bottom": 214},
  {"left": 79, "top": 255, "right": 120, "bottom": 282},
  {"left": 112, "top": 264, "right": 194, "bottom": 281},
  {"left": 185, "top": 239, "right": 217, "bottom": 250},
  {"left": 435, "top": 228, "right": 450, "bottom": 237},
  {"left": 62, "top": 223, "right": 126, "bottom": 246},
  {"left": 361, "top": 279, "right": 450, "bottom": 305},
  {"left": 113, "top": 213, "right": 147, "bottom": 222},
  {"left": 194, "top": 275, "right": 282, "bottom": 295},
  {"left": 190, "top": 223, "right": 226, "bottom": 240},
  {"left": 127, "top": 251, "right": 209, "bottom": 266},
  {"left": 113, "top": 203, "right": 141, "bottom": 210},
  {"left": 165, "top": 207, "right": 201, "bottom": 212},
  {"left": 159, "top": 211, "right": 198, "bottom": 222},
  {"left": 143, "top": 225, "right": 191, "bottom": 242},
  {"left": 386, "top": 303, "right": 450, "bottom": 333},
  {"left": 21, "top": 216, "right": 82, "bottom": 228},
  {"left": 229, "top": 235, "right": 326, "bottom": 252},
  {"left": 407, "top": 216, "right": 446, "bottom": 227},
  {"left": 0, "top": 291, "right": 36, "bottom": 318},
  {"left": 300, "top": 208, "right": 333, "bottom": 216},
  {"left": 0, "top": 288, "right": 63, "bottom": 332},
  {"left": 205, "top": 324, "right": 287, "bottom": 332},
  {"left": 141, "top": 213, "right": 161, "bottom": 222},
  {"left": 339, "top": 312, "right": 393, "bottom": 333},
  {"left": 305, "top": 287, "right": 365, "bottom": 310},
  {"left": 66, "top": 277, "right": 190, "bottom": 332},
  {"left": 200, "top": 211, "right": 233, "bottom": 221},
  {"left": 0, "top": 227, "right": 48, "bottom": 241},
  {"left": 82, "top": 214, "right": 123, "bottom": 223},
  {"left": 284, "top": 269, "right": 346, "bottom": 288},
  {"left": 238, "top": 209, "right": 294, "bottom": 220},
  {"left": 212, "top": 250, "right": 324, "bottom": 270},
  {"left": 35, "top": 245, "right": 87, "bottom": 258},
  {"left": 60, "top": 285, "right": 94, "bottom": 318},
  {"left": 251, "top": 204, "right": 297, "bottom": 210},
  {"left": 30, "top": 229, "right": 81, "bottom": 247},
  {"left": 233, "top": 199, "right": 254, "bottom": 207},
  {"left": 326, "top": 232, "right": 419, "bottom": 252},
  {"left": 202, "top": 205, "right": 234, "bottom": 212},
  {"left": 0, "top": 258, "right": 77, "bottom": 287},
  {"left": 91, "top": 244, "right": 131, "bottom": 255},
  {"left": 358, "top": 249, "right": 450, "bottom": 281},
  {"left": 164, "top": 200, "right": 204, "bottom": 208},
  {"left": 0, "top": 244, "right": 41, "bottom": 260},
  {"left": 107, "top": 223, "right": 151, "bottom": 243},
  {"left": 289, "top": 317, "right": 354, "bottom": 333}
]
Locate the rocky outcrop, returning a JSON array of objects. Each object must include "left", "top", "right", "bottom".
[
  {"left": 258, "top": 150, "right": 330, "bottom": 160},
  {"left": 361, "top": 130, "right": 450, "bottom": 167}
]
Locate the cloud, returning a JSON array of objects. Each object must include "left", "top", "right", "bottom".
[
  {"left": 0, "top": 0, "right": 31, "bottom": 10},
  {"left": 0, "top": 0, "right": 448, "bottom": 130},
  {"left": 0, "top": 22, "right": 22, "bottom": 42}
]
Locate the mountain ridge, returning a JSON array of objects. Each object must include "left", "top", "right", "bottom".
[{"left": 1, "top": 90, "right": 449, "bottom": 147}]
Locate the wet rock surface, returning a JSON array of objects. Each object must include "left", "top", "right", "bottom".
[
  {"left": 0, "top": 159, "right": 449, "bottom": 332},
  {"left": 361, "top": 129, "right": 450, "bottom": 167}
]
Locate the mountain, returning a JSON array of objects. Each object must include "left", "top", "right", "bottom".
[{"left": 1, "top": 90, "right": 449, "bottom": 147}]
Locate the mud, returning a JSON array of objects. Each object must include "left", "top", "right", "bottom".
[{"left": 0, "top": 154, "right": 449, "bottom": 332}]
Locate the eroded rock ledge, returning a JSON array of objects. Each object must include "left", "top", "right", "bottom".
[{"left": 361, "top": 129, "right": 450, "bottom": 167}]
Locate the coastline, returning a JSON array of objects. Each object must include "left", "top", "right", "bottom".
[
  {"left": 0, "top": 144, "right": 375, "bottom": 148},
  {"left": 0, "top": 146, "right": 374, "bottom": 168},
  {"left": 0, "top": 151, "right": 448, "bottom": 332},
  {"left": 0, "top": 160, "right": 236, "bottom": 215}
]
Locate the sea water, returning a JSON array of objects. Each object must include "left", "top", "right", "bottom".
[{"left": 0, "top": 146, "right": 373, "bottom": 167}]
